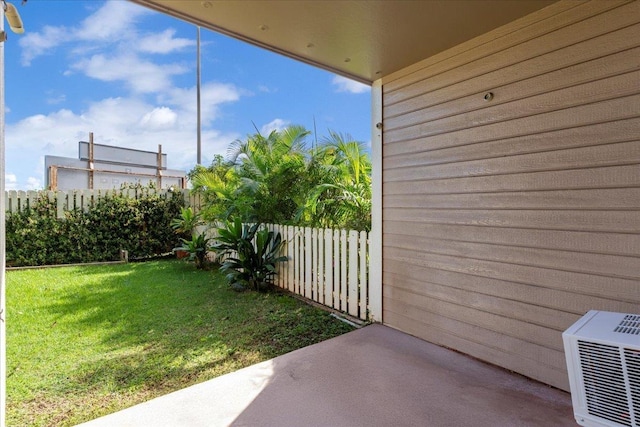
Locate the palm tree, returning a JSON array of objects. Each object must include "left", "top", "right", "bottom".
[
  {"left": 226, "top": 125, "right": 311, "bottom": 223},
  {"left": 190, "top": 160, "right": 239, "bottom": 221},
  {"left": 190, "top": 126, "right": 372, "bottom": 230},
  {"left": 298, "top": 131, "right": 371, "bottom": 231}
]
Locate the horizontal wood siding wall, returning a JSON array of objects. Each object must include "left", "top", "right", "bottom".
[{"left": 381, "top": 0, "right": 640, "bottom": 391}]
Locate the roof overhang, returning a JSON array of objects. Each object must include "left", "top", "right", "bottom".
[{"left": 129, "top": 0, "right": 556, "bottom": 84}]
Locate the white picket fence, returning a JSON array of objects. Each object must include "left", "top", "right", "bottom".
[
  {"left": 206, "top": 223, "right": 371, "bottom": 321},
  {"left": 4, "top": 189, "right": 202, "bottom": 218},
  {"left": 266, "top": 224, "right": 370, "bottom": 321},
  {"left": 5, "top": 189, "right": 371, "bottom": 321}
]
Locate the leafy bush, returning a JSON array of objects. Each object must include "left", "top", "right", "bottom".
[
  {"left": 190, "top": 126, "right": 372, "bottom": 231},
  {"left": 213, "top": 218, "right": 287, "bottom": 291},
  {"left": 6, "top": 190, "right": 184, "bottom": 267},
  {"left": 170, "top": 206, "right": 201, "bottom": 238},
  {"left": 173, "top": 232, "right": 211, "bottom": 269}
]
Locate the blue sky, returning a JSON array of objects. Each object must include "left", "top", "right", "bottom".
[{"left": 4, "top": 0, "right": 371, "bottom": 190}]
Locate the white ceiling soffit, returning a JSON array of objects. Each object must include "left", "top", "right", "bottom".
[{"left": 129, "top": 0, "right": 556, "bottom": 84}]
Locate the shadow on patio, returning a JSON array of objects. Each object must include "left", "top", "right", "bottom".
[{"left": 79, "top": 324, "right": 576, "bottom": 426}]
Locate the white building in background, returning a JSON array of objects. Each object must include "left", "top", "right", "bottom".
[{"left": 44, "top": 138, "right": 186, "bottom": 191}]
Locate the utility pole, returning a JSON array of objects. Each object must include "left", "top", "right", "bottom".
[{"left": 196, "top": 26, "right": 202, "bottom": 165}]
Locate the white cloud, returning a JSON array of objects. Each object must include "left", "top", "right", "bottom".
[
  {"left": 258, "top": 85, "right": 276, "bottom": 93},
  {"left": 5, "top": 173, "right": 17, "bottom": 191},
  {"left": 8, "top": 0, "right": 249, "bottom": 190},
  {"left": 71, "top": 53, "right": 188, "bottom": 94},
  {"left": 19, "top": 25, "right": 70, "bottom": 66},
  {"left": 19, "top": 0, "right": 186, "bottom": 67},
  {"left": 20, "top": 1, "right": 148, "bottom": 65},
  {"left": 332, "top": 75, "right": 370, "bottom": 94},
  {"left": 137, "top": 29, "right": 195, "bottom": 54},
  {"left": 19, "top": 109, "right": 86, "bottom": 137},
  {"left": 260, "top": 118, "right": 289, "bottom": 135},
  {"left": 46, "top": 91, "right": 66, "bottom": 105},
  {"left": 160, "top": 82, "right": 242, "bottom": 126},
  {"left": 26, "top": 177, "right": 42, "bottom": 190},
  {"left": 5, "top": 94, "right": 242, "bottom": 189},
  {"left": 81, "top": 97, "right": 165, "bottom": 137},
  {"left": 75, "top": 0, "right": 150, "bottom": 42},
  {"left": 139, "top": 107, "right": 178, "bottom": 130}
]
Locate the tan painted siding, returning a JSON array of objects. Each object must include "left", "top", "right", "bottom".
[{"left": 381, "top": 0, "right": 640, "bottom": 391}]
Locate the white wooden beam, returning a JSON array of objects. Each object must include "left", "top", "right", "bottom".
[{"left": 369, "top": 79, "right": 383, "bottom": 322}]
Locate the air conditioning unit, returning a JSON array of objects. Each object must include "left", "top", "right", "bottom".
[{"left": 563, "top": 310, "right": 640, "bottom": 427}]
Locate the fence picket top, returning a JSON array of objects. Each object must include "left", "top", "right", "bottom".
[
  {"left": 83, "top": 190, "right": 94, "bottom": 211},
  {"left": 4, "top": 188, "right": 194, "bottom": 212},
  {"left": 8, "top": 191, "right": 16, "bottom": 212},
  {"left": 28, "top": 192, "right": 37, "bottom": 204},
  {"left": 56, "top": 193, "right": 65, "bottom": 218}
]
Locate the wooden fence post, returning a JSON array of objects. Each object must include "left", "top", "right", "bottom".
[
  {"left": 337, "top": 229, "right": 345, "bottom": 311},
  {"left": 317, "top": 227, "right": 325, "bottom": 305},
  {"left": 324, "top": 228, "right": 333, "bottom": 307},
  {"left": 360, "top": 230, "right": 368, "bottom": 319},
  {"left": 311, "top": 227, "right": 318, "bottom": 303},
  {"left": 304, "top": 227, "right": 312, "bottom": 299},
  {"left": 348, "top": 230, "right": 358, "bottom": 317},
  {"left": 156, "top": 144, "right": 163, "bottom": 189},
  {"left": 56, "top": 191, "right": 65, "bottom": 219},
  {"left": 88, "top": 132, "right": 94, "bottom": 190},
  {"left": 296, "top": 227, "right": 303, "bottom": 295},
  {"left": 49, "top": 166, "right": 58, "bottom": 191},
  {"left": 287, "top": 226, "right": 295, "bottom": 293}
]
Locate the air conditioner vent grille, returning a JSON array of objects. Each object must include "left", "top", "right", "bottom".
[
  {"left": 578, "top": 340, "right": 632, "bottom": 427},
  {"left": 615, "top": 315, "right": 640, "bottom": 335},
  {"left": 625, "top": 348, "right": 640, "bottom": 426}
]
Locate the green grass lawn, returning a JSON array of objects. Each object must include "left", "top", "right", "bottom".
[{"left": 6, "top": 260, "right": 355, "bottom": 426}]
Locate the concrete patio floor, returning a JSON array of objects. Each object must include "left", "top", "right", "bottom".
[{"left": 79, "top": 324, "right": 576, "bottom": 427}]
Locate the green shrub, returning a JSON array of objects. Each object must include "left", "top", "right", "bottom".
[
  {"left": 6, "top": 190, "right": 184, "bottom": 267},
  {"left": 213, "top": 218, "right": 287, "bottom": 291},
  {"left": 174, "top": 232, "right": 211, "bottom": 269},
  {"left": 170, "top": 206, "right": 201, "bottom": 238}
]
